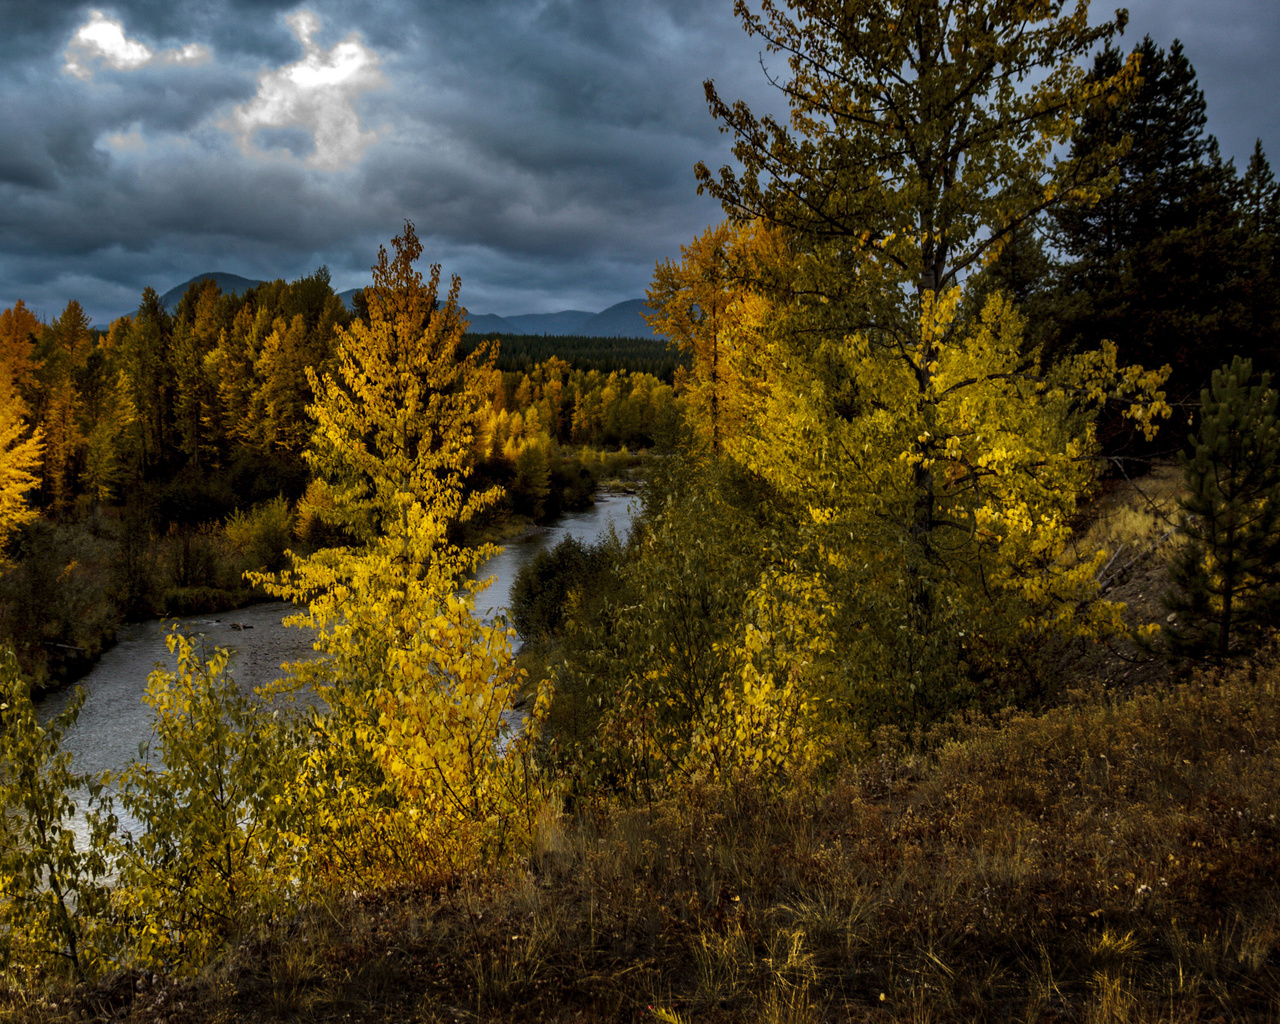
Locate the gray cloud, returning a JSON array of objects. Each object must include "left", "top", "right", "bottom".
[{"left": 0, "top": 0, "right": 1275, "bottom": 326}]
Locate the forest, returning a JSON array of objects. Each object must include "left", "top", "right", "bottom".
[
  {"left": 2, "top": 3, "right": 1280, "bottom": 1022},
  {"left": 0, "top": 263, "right": 674, "bottom": 688}
]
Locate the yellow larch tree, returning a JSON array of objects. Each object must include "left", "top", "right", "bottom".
[
  {"left": 0, "top": 360, "right": 42, "bottom": 557},
  {"left": 257, "top": 222, "right": 549, "bottom": 885}
]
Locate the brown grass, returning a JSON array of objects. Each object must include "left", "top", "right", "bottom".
[{"left": 15, "top": 646, "right": 1278, "bottom": 1024}]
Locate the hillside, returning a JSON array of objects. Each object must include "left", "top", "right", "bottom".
[{"left": 157, "top": 272, "right": 262, "bottom": 311}]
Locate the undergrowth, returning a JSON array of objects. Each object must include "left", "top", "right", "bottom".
[{"left": 10, "top": 650, "right": 1278, "bottom": 1024}]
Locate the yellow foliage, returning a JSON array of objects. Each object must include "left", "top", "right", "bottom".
[
  {"left": 0, "top": 379, "right": 43, "bottom": 558},
  {"left": 259, "top": 505, "right": 552, "bottom": 886}
]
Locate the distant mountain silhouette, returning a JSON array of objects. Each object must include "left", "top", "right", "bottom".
[
  {"left": 158, "top": 272, "right": 262, "bottom": 312},
  {"left": 581, "top": 300, "right": 655, "bottom": 339},
  {"left": 463, "top": 301, "right": 657, "bottom": 339},
  {"left": 465, "top": 310, "right": 596, "bottom": 335},
  {"left": 151, "top": 274, "right": 661, "bottom": 339}
]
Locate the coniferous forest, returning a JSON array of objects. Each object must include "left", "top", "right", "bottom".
[{"left": 2, "top": 5, "right": 1280, "bottom": 1022}]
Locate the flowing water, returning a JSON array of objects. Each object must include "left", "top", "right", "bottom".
[{"left": 34, "top": 490, "right": 638, "bottom": 787}]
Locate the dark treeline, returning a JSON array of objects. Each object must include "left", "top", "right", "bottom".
[
  {"left": 462, "top": 331, "right": 684, "bottom": 380},
  {"left": 980, "top": 36, "right": 1280, "bottom": 434}
]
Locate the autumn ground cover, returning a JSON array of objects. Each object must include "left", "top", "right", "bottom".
[
  {"left": 10, "top": 628, "right": 1276, "bottom": 1024},
  {"left": 7, "top": 462, "right": 1276, "bottom": 1024}
]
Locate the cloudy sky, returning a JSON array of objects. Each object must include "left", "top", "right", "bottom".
[{"left": 1, "top": 0, "right": 1277, "bottom": 325}]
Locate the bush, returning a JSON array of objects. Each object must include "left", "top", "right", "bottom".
[
  {"left": 225, "top": 496, "right": 295, "bottom": 577},
  {"left": 509, "top": 534, "right": 623, "bottom": 640}
]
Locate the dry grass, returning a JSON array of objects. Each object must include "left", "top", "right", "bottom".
[
  {"left": 14, "top": 644, "right": 1278, "bottom": 1024},
  {"left": 1071, "top": 461, "right": 1185, "bottom": 568}
]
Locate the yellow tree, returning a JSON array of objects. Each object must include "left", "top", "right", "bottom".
[
  {"left": 681, "top": 0, "right": 1169, "bottom": 718},
  {"left": 305, "top": 221, "right": 500, "bottom": 543},
  {"left": 258, "top": 223, "right": 547, "bottom": 884},
  {"left": 0, "top": 301, "right": 39, "bottom": 400},
  {"left": 0, "top": 373, "right": 43, "bottom": 556},
  {"left": 37, "top": 302, "right": 93, "bottom": 509},
  {"left": 646, "top": 221, "right": 772, "bottom": 453}
]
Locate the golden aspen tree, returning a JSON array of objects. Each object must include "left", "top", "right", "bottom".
[{"left": 678, "top": 0, "right": 1171, "bottom": 720}]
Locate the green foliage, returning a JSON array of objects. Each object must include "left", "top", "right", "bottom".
[
  {"left": 1165, "top": 356, "right": 1280, "bottom": 658},
  {"left": 0, "top": 514, "right": 122, "bottom": 687},
  {"left": 224, "top": 495, "right": 295, "bottom": 576},
  {"left": 680, "top": 0, "right": 1169, "bottom": 722},
  {"left": 0, "top": 647, "right": 114, "bottom": 986},
  {"left": 113, "top": 631, "right": 301, "bottom": 969},
  {"left": 509, "top": 533, "right": 623, "bottom": 641}
]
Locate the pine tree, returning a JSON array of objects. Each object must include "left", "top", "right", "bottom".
[
  {"left": 1165, "top": 356, "right": 1280, "bottom": 659},
  {"left": 1237, "top": 141, "right": 1280, "bottom": 370},
  {"left": 1049, "top": 38, "right": 1245, "bottom": 401}
]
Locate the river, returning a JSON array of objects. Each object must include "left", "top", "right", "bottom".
[{"left": 34, "top": 491, "right": 638, "bottom": 785}]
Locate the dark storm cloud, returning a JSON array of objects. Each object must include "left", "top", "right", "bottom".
[{"left": 1, "top": 1, "right": 1277, "bottom": 326}]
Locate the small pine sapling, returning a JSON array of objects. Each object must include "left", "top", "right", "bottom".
[{"left": 1165, "top": 356, "right": 1280, "bottom": 658}]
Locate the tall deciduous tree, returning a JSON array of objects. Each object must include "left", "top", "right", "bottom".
[
  {"left": 0, "top": 305, "right": 43, "bottom": 547},
  {"left": 684, "top": 0, "right": 1167, "bottom": 717},
  {"left": 0, "top": 301, "right": 40, "bottom": 401},
  {"left": 0, "top": 379, "right": 43, "bottom": 556},
  {"left": 256, "top": 225, "right": 548, "bottom": 881},
  {"left": 305, "top": 221, "right": 499, "bottom": 543},
  {"left": 38, "top": 301, "right": 93, "bottom": 509},
  {"left": 646, "top": 221, "right": 777, "bottom": 453}
]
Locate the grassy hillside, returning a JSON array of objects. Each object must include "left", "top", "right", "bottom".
[{"left": 30, "top": 649, "right": 1277, "bottom": 1024}]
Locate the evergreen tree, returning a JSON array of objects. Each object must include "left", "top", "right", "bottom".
[
  {"left": 1165, "top": 356, "right": 1280, "bottom": 659},
  {"left": 1049, "top": 38, "right": 1245, "bottom": 402},
  {"left": 1236, "top": 141, "right": 1280, "bottom": 369}
]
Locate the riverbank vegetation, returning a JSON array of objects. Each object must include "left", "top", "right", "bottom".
[
  {"left": 0, "top": 267, "right": 665, "bottom": 691},
  {"left": 3, "top": 0, "right": 1280, "bottom": 1020}
]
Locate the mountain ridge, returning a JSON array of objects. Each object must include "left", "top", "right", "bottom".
[{"left": 143, "top": 274, "right": 659, "bottom": 339}]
